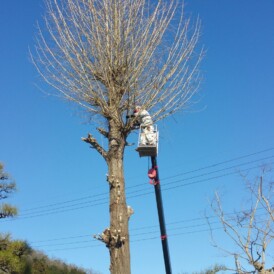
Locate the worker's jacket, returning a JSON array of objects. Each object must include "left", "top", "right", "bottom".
[{"left": 135, "top": 109, "right": 153, "bottom": 127}]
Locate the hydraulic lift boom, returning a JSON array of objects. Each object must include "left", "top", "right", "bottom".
[{"left": 136, "top": 126, "right": 172, "bottom": 274}]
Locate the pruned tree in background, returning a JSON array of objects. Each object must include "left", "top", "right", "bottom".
[
  {"left": 210, "top": 168, "right": 274, "bottom": 274},
  {"left": 32, "top": 0, "right": 202, "bottom": 273},
  {"left": 0, "top": 163, "right": 17, "bottom": 219}
]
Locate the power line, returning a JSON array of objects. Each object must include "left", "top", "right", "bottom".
[
  {"left": 33, "top": 215, "right": 274, "bottom": 252},
  {"left": 4, "top": 159, "right": 273, "bottom": 221},
  {"left": 37, "top": 225, "right": 225, "bottom": 252},
  {"left": 30, "top": 210, "right": 270, "bottom": 249},
  {"left": 20, "top": 196, "right": 109, "bottom": 216},
  {"left": 161, "top": 161, "right": 274, "bottom": 192},
  {"left": 162, "top": 155, "right": 274, "bottom": 185},
  {"left": 19, "top": 147, "right": 274, "bottom": 214},
  {"left": 21, "top": 191, "right": 108, "bottom": 213},
  {"left": 29, "top": 216, "right": 214, "bottom": 245},
  {"left": 2, "top": 149, "right": 273, "bottom": 221},
  {"left": 160, "top": 147, "right": 274, "bottom": 181}
]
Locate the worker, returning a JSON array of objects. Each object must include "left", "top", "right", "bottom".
[{"left": 134, "top": 106, "right": 156, "bottom": 146}]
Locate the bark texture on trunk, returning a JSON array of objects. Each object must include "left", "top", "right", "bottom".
[
  {"left": 83, "top": 118, "right": 132, "bottom": 274},
  {"left": 106, "top": 119, "right": 131, "bottom": 274}
]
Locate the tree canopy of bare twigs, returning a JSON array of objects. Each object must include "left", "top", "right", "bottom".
[
  {"left": 32, "top": 0, "right": 202, "bottom": 131},
  {"left": 210, "top": 168, "right": 274, "bottom": 274}
]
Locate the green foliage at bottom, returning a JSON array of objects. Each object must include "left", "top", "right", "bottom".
[
  {"left": 0, "top": 234, "right": 89, "bottom": 274},
  {"left": 0, "top": 234, "right": 31, "bottom": 273}
]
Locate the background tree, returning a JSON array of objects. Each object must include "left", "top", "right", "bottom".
[
  {"left": 32, "top": 0, "right": 202, "bottom": 273},
  {"left": 0, "top": 234, "right": 92, "bottom": 274},
  {"left": 180, "top": 264, "right": 227, "bottom": 274},
  {"left": 0, "top": 163, "right": 17, "bottom": 219},
  {"left": 210, "top": 168, "right": 274, "bottom": 274},
  {"left": 194, "top": 264, "right": 227, "bottom": 274},
  {"left": 0, "top": 234, "right": 31, "bottom": 273}
]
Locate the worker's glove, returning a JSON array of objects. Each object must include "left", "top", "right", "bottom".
[
  {"left": 133, "top": 121, "right": 140, "bottom": 127},
  {"left": 126, "top": 114, "right": 135, "bottom": 119}
]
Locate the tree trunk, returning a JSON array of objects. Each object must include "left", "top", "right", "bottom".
[{"left": 106, "top": 120, "right": 131, "bottom": 274}]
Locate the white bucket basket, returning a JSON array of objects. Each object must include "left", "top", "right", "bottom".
[{"left": 136, "top": 125, "right": 159, "bottom": 157}]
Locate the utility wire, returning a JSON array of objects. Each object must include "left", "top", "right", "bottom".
[
  {"left": 19, "top": 147, "right": 274, "bottom": 213},
  {"left": 1, "top": 149, "right": 273, "bottom": 221},
  {"left": 160, "top": 147, "right": 274, "bottom": 181},
  {"left": 1, "top": 147, "right": 273, "bottom": 257},
  {"left": 4, "top": 159, "right": 273, "bottom": 220},
  {"left": 32, "top": 221, "right": 218, "bottom": 248},
  {"left": 34, "top": 216, "right": 273, "bottom": 252},
  {"left": 18, "top": 155, "right": 274, "bottom": 216},
  {"left": 37, "top": 225, "right": 226, "bottom": 252},
  {"left": 30, "top": 211, "right": 270, "bottom": 248},
  {"left": 29, "top": 216, "right": 215, "bottom": 245}
]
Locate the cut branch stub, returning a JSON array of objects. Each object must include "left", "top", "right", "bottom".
[
  {"left": 94, "top": 228, "right": 126, "bottom": 249},
  {"left": 127, "top": 206, "right": 134, "bottom": 220},
  {"left": 81, "top": 133, "right": 108, "bottom": 160}
]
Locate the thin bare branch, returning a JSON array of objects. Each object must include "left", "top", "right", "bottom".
[{"left": 210, "top": 169, "right": 274, "bottom": 273}]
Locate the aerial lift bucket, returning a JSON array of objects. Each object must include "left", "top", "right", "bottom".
[{"left": 135, "top": 125, "right": 159, "bottom": 157}]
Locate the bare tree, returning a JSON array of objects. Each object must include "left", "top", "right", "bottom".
[
  {"left": 32, "top": 0, "right": 202, "bottom": 273},
  {"left": 210, "top": 168, "right": 274, "bottom": 274}
]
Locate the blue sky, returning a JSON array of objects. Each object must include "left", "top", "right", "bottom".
[{"left": 1, "top": 1, "right": 274, "bottom": 273}]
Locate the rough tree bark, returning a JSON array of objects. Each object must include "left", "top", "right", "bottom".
[
  {"left": 32, "top": 0, "right": 202, "bottom": 273},
  {"left": 82, "top": 118, "right": 131, "bottom": 273},
  {"left": 107, "top": 120, "right": 130, "bottom": 273}
]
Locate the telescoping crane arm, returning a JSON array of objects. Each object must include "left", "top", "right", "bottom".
[
  {"left": 148, "top": 156, "right": 172, "bottom": 274},
  {"left": 135, "top": 126, "right": 172, "bottom": 274}
]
